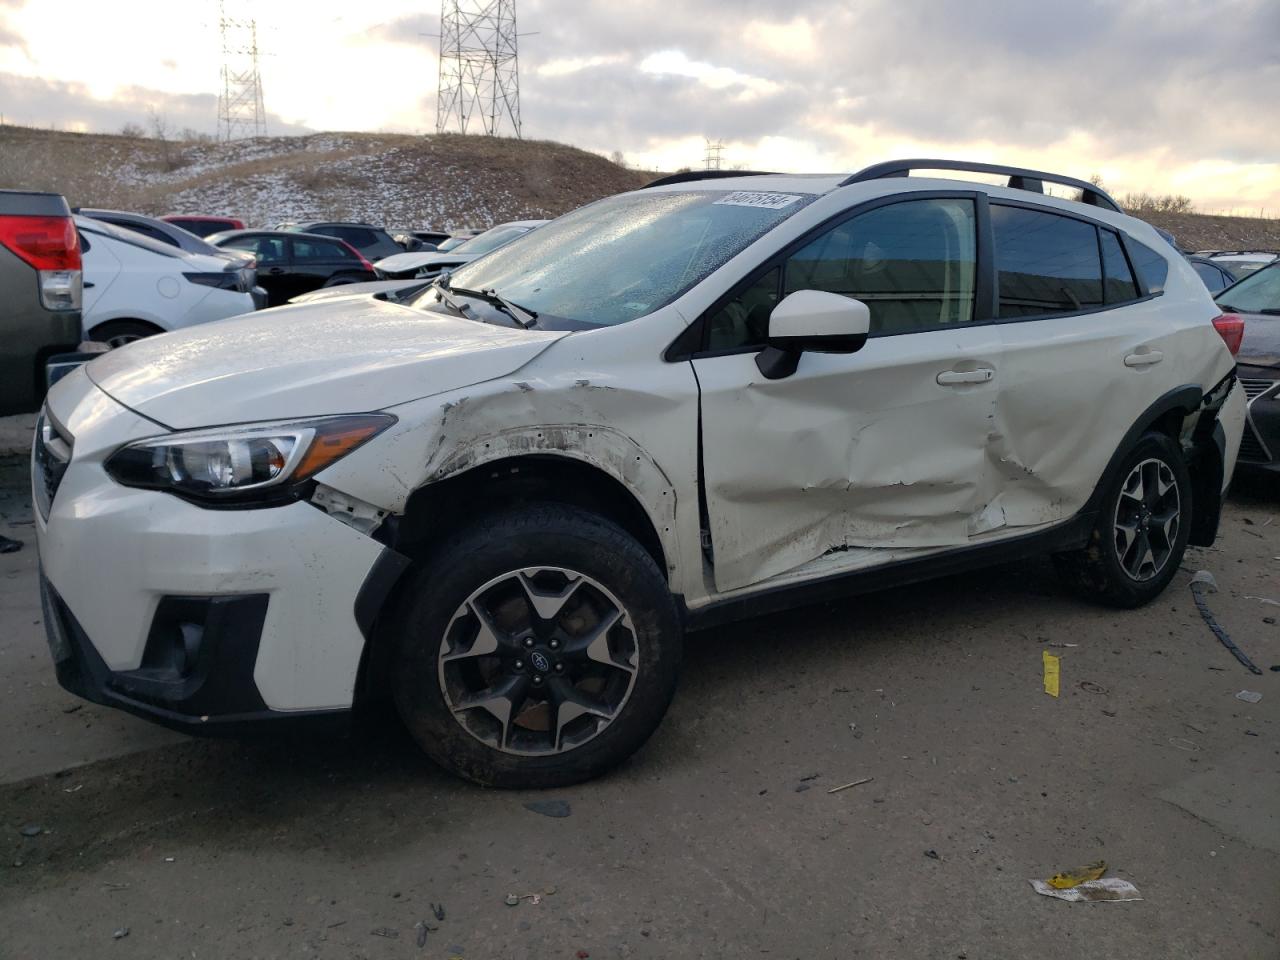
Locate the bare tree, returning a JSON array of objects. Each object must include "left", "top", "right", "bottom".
[
  {"left": 609, "top": 150, "right": 626, "bottom": 168},
  {"left": 119, "top": 122, "right": 145, "bottom": 138},
  {"left": 147, "top": 107, "right": 184, "bottom": 172}
]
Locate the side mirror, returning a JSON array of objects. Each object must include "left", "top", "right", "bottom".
[{"left": 755, "top": 290, "right": 871, "bottom": 380}]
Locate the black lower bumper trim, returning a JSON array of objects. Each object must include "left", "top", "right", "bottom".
[{"left": 40, "top": 572, "right": 348, "bottom": 734}]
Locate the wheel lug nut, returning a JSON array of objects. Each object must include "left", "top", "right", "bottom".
[
  {"left": 554, "top": 663, "right": 565, "bottom": 673},
  {"left": 532, "top": 675, "right": 543, "bottom": 685},
  {"left": 549, "top": 639, "right": 559, "bottom": 650},
  {"left": 523, "top": 637, "right": 535, "bottom": 649},
  {"left": 514, "top": 660, "right": 524, "bottom": 671}
]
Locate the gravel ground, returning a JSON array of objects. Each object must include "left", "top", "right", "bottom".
[{"left": 0, "top": 412, "right": 1277, "bottom": 959}]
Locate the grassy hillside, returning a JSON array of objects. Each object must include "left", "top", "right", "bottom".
[
  {"left": 0, "top": 124, "right": 1275, "bottom": 249},
  {"left": 0, "top": 126, "right": 650, "bottom": 230}
]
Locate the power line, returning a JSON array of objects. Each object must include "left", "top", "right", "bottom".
[
  {"left": 435, "top": 1, "right": 523, "bottom": 137},
  {"left": 217, "top": 0, "right": 267, "bottom": 141}
]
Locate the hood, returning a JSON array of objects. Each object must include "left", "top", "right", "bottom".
[
  {"left": 375, "top": 250, "right": 474, "bottom": 273},
  {"left": 290, "top": 279, "right": 429, "bottom": 304},
  {"left": 1238, "top": 311, "right": 1280, "bottom": 369},
  {"left": 85, "top": 297, "right": 569, "bottom": 429}
]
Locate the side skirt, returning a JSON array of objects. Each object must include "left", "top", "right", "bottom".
[{"left": 682, "top": 512, "right": 1095, "bottom": 632}]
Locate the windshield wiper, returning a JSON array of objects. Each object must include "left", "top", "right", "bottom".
[
  {"left": 451, "top": 286, "right": 539, "bottom": 329},
  {"left": 431, "top": 275, "right": 475, "bottom": 319}
]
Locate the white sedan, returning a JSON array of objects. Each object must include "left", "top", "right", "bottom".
[
  {"left": 373, "top": 220, "right": 546, "bottom": 280},
  {"left": 77, "top": 216, "right": 261, "bottom": 346}
]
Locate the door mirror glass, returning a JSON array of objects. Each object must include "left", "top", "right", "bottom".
[{"left": 757, "top": 290, "right": 870, "bottom": 379}]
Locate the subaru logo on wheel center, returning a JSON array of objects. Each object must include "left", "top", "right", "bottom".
[{"left": 530, "top": 651, "right": 551, "bottom": 673}]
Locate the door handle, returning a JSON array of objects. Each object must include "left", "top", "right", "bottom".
[
  {"left": 267, "top": 267, "right": 285, "bottom": 275},
  {"left": 1124, "top": 350, "right": 1163, "bottom": 367},
  {"left": 936, "top": 368, "right": 994, "bottom": 385},
  {"left": 83, "top": 282, "right": 95, "bottom": 288}
]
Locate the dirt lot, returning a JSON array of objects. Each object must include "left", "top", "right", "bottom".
[{"left": 1, "top": 414, "right": 1277, "bottom": 959}]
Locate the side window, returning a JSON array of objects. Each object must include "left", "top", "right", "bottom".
[
  {"left": 698, "top": 197, "right": 977, "bottom": 350},
  {"left": 784, "top": 197, "right": 977, "bottom": 336},
  {"left": 294, "top": 238, "right": 352, "bottom": 261},
  {"left": 991, "top": 205, "right": 1102, "bottom": 317},
  {"left": 1100, "top": 229, "right": 1140, "bottom": 303},
  {"left": 1127, "top": 240, "right": 1169, "bottom": 295},
  {"left": 227, "top": 236, "right": 285, "bottom": 264},
  {"left": 705, "top": 267, "right": 780, "bottom": 352}
]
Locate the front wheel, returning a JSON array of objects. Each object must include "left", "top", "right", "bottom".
[
  {"left": 389, "top": 504, "right": 682, "bottom": 788},
  {"left": 1053, "top": 431, "right": 1192, "bottom": 608}
]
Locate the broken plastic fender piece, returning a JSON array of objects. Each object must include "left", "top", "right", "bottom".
[
  {"left": 1030, "top": 878, "right": 1142, "bottom": 902},
  {"left": 1048, "top": 860, "right": 1107, "bottom": 889},
  {"left": 1042, "top": 650, "right": 1060, "bottom": 698}
]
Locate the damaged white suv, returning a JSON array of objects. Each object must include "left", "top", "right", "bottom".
[{"left": 35, "top": 160, "right": 1247, "bottom": 787}]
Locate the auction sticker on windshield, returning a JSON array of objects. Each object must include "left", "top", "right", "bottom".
[{"left": 713, "top": 191, "right": 803, "bottom": 209}]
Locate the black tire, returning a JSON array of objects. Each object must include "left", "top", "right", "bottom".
[
  {"left": 88, "top": 319, "right": 164, "bottom": 348},
  {"left": 389, "top": 503, "right": 682, "bottom": 788},
  {"left": 1053, "top": 431, "right": 1192, "bottom": 608}
]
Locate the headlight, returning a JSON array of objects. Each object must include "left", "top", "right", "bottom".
[{"left": 105, "top": 414, "right": 395, "bottom": 505}]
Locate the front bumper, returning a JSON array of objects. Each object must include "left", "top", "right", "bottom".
[{"left": 34, "top": 371, "right": 401, "bottom": 722}]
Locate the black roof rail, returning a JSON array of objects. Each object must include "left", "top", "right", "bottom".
[
  {"left": 840, "top": 159, "right": 1122, "bottom": 213},
  {"left": 642, "top": 169, "right": 777, "bottom": 189}
]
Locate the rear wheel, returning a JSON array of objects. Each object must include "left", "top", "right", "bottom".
[
  {"left": 1053, "top": 432, "right": 1191, "bottom": 608},
  {"left": 88, "top": 319, "right": 163, "bottom": 348},
  {"left": 389, "top": 503, "right": 681, "bottom": 788}
]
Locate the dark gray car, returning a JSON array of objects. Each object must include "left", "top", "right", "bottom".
[
  {"left": 276, "top": 221, "right": 403, "bottom": 262},
  {"left": 0, "top": 190, "right": 82, "bottom": 415},
  {"left": 1217, "top": 263, "right": 1280, "bottom": 475}
]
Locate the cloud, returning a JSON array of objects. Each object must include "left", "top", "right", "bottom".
[{"left": 0, "top": 71, "right": 310, "bottom": 137}]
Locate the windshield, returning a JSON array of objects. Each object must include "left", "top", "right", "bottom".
[
  {"left": 427, "top": 189, "right": 816, "bottom": 327},
  {"left": 452, "top": 224, "right": 533, "bottom": 255},
  {"left": 1219, "top": 262, "right": 1280, "bottom": 314}
]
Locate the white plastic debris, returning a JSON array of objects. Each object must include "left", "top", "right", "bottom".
[
  {"left": 1235, "top": 690, "right": 1263, "bottom": 704},
  {"left": 1029, "top": 878, "right": 1143, "bottom": 902},
  {"left": 1189, "top": 570, "right": 1218, "bottom": 592}
]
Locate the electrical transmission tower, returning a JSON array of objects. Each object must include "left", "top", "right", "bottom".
[
  {"left": 436, "top": 1, "right": 523, "bottom": 138},
  {"left": 703, "top": 139, "right": 725, "bottom": 171},
  {"left": 217, "top": 1, "right": 267, "bottom": 141}
]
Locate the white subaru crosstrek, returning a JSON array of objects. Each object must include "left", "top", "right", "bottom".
[{"left": 35, "top": 160, "right": 1247, "bottom": 787}]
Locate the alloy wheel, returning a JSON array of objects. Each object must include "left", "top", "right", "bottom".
[
  {"left": 1112, "top": 457, "right": 1180, "bottom": 582},
  {"left": 437, "top": 566, "right": 639, "bottom": 756}
]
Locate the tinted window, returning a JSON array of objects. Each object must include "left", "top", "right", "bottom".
[
  {"left": 783, "top": 197, "right": 977, "bottom": 336},
  {"left": 1100, "top": 229, "right": 1140, "bottom": 303},
  {"left": 1192, "top": 261, "right": 1229, "bottom": 293},
  {"left": 294, "top": 238, "right": 354, "bottom": 261},
  {"left": 992, "top": 205, "right": 1102, "bottom": 317},
  {"left": 224, "top": 235, "right": 285, "bottom": 263},
  {"left": 1127, "top": 240, "right": 1169, "bottom": 295}
]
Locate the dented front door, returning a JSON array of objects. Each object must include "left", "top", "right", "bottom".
[
  {"left": 691, "top": 194, "right": 1004, "bottom": 593},
  {"left": 694, "top": 326, "right": 1003, "bottom": 592}
]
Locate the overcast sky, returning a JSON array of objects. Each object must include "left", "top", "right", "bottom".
[{"left": 1, "top": 0, "right": 1277, "bottom": 212}]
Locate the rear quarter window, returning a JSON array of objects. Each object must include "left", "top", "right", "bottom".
[{"left": 1126, "top": 239, "right": 1169, "bottom": 295}]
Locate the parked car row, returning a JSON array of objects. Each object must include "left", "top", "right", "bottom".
[{"left": 0, "top": 198, "right": 541, "bottom": 414}]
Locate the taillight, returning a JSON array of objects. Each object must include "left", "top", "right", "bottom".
[
  {"left": 0, "top": 215, "right": 82, "bottom": 311},
  {"left": 1212, "top": 313, "right": 1245, "bottom": 356},
  {"left": 0, "top": 215, "right": 80, "bottom": 270}
]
